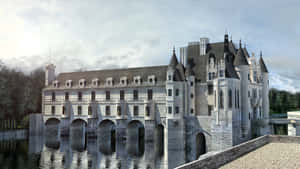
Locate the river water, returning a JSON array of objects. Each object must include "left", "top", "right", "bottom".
[{"left": 0, "top": 135, "right": 198, "bottom": 169}]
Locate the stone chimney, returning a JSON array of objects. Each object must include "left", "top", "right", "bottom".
[
  {"left": 200, "top": 37, "right": 209, "bottom": 55},
  {"left": 45, "top": 64, "right": 56, "bottom": 86}
]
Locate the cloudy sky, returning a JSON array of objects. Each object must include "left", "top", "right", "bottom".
[{"left": 1, "top": 0, "right": 300, "bottom": 92}]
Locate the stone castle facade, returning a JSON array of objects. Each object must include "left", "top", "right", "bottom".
[{"left": 42, "top": 33, "right": 270, "bottom": 156}]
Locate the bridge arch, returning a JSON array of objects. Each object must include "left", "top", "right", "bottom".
[
  {"left": 127, "top": 120, "right": 145, "bottom": 156},
  {"left": 195, "top": 132, "right": 206, "bottom": 158},
  {"left": 155, "top": 123, "right": 164, "bottom": 156},
  {"left": 70, "top": 118, "right": 87, "bottom": 151},
  {"left": 45, "top": 118, "right": 60, "bottom": 137},
  {"left": 98, "top": 119, "right": 116, "bottom": 154}
]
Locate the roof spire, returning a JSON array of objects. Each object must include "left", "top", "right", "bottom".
[
  {"left": 230, "top": 35, "right": 232, "bottom": 42},
  {"left": 173, "top": 46, "right": 176, "bottom": 55},
  {"left": 260, "top": 50, "right": 262, "bottom": 57},
  {"left": 239, "top": 39, "right": 242, "bottom": 48}
]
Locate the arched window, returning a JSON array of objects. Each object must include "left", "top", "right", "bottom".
[
  {"left": 228, "top": 89, "right": 232, "bottom": 108},
  {"left": 219, "top": 90, "right": 224, "bottom": 109}
]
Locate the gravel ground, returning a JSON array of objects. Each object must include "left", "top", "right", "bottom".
[{"left": 220, "top": 143, "right": 300, "bottom": 169}]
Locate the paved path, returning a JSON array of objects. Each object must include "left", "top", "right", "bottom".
[{"left": 220, "top": 143, "right": 300, "bottom": 169}]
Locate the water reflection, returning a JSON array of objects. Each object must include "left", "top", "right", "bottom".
[{"left": 0, "top": 134, "right": 198, "bottom": 169}]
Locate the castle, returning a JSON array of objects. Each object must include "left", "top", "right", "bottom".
[{"left": 42, "top": 33, "right": 270, "bottom": 158}]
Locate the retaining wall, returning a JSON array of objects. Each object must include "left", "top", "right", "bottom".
[
  {"left": 0, "top": 129, "right": 28, "bottom": 140},
  {"left": 176, "top": 135, "right": 300, "bottom": 169}
]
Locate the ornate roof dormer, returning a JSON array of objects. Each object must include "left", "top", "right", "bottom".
[{"left": 259, "top": 51, "right": 268, "bottom": 73}]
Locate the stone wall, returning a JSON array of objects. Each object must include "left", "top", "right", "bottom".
[
  {"left": 176, "top": 135, "right": 300, "bottom": 169},
  {"left": 176, "top": 135, "right": 269, "bottom": 169}
]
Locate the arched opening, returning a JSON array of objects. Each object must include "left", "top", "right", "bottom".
[
  {"left": 155, "top": 124, "right": 164, "bottom": 156},
  {"left": 98, "top": 120, "right": 116, "bottom": 154},
  {"left": 127, "top": 120, "right": 144, "bottom": 156},
  {"left": 45, "top": 118, "right": 60, "bottom": 137},
  {"left": 195, "top": 132, "right": 206, "bottom": 158},
  {"left": 70, "top": 119, "right": 87, "bottom": 151}
]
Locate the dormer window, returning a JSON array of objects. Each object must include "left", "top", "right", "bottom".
[
  {"left": 79, "top": 79, "right": 86, "bottom": 87},
  {"left": 65, "top": 80, "right": 73, "bottom": 88},
  {"left": 133, "top": 76, "right": 142, "bottom": 85},
  {"left": 106, "top": 77, "right": 113, "bottom": 86},
  {"left": 120, "top": 76, "right": 128, "bottom": 86},
  {"left": 148, "top": 75, "right": 156, "bottom": 84},
  {"left": 53, "top": 80, "right": 59, "bottom": 88},
  {"left": 92, "top": 78, "right": 99, "bottom": 87}
]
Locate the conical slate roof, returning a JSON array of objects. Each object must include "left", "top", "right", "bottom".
[
  {"left": 259, "top": 52, "right": 268, "bottom": 73},
  {"left": 169, "top": 47, "right": 178, "bottom": 69},
  {"left": 234, "top": 41, "right": 249, "bottom": 66}
]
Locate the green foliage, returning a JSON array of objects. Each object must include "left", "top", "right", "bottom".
[
  {"left": 0, "top": 61, "right": 44, "bottom": 127},
  {"left": 269, "top": 88, "right": 300, "bottom": 115}
]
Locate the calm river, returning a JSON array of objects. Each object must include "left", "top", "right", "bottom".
[{"left": 0, "top": 135, "right": 200, "bottom": 169}]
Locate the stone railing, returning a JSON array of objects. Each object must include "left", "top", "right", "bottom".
[{"left": 176, "top": 135, "right": 300, "bottom": 169}]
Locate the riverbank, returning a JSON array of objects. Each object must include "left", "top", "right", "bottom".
[{"left": 0, "top": 129, "right": 28, "bottom": 140}]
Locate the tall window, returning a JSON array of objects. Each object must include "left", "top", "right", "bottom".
[
  {"left": 117, "top": 106, "right": 121, "bottom": 116},
  {"left": 78, "top": 92, "right": 82, "bottom": 101},
  {"left": 145, "top": 106, "right": 150, "bottom": 116},
  {"left": 190, "top": 108, "right": 194, "bottom": 114},
  {"left": 91, "top": 91, "right": 96, "bottom": 101},
  {"left": 175, "top": 89, "right": 179, "bottom": 96},
  {"left": 105, "top": 106, "right": 110, "bottom": 115},
  {"left": 219, "top": 70, "right": 224, "bottom": 77},
  {"left": 51, "top": 106, "right": 55, "bottom": 115},
  {"left": 235, "top": 89, "right": 237, "bottom": 108},
  {"left": 208, "top": 72, "right": 212, "bottom": 80},
  {"left": 219, "top": 90, "right": 224, "bottom": 109},
  {"left": 208, "top": 84, "right": 213, "bottom": 95},
  {"left": 120, "top": 90, "right": 124, "bottom": 100},
  {"left": 208, "top": 105, "right": 212, "bottom": 116},
  {"left": 175, "top": 107, "right": 179, "bottom": 114},
  {"left": 214, "top": 91, "right": 216, "bottom": 108},
  {"left": 237, "top": 90, "right": 240, "bottom": 108},
  {"left": 147, "top": 89, "right": 153, "bottom": 100},
  {"left": 88, "top": 106, "right": 92, "bottom": 116},
  {"left": 133, "top": 90, "right": 138, "bottom": 100},
  {"left": 106, "top": 91, "right": 110, "bottom": 100},
  {"left": 51, "top": 92, "right": 55, "bottom": 101},
  {"left": 65, "top": 92, "right": 69, "bottom": 101},
  {"left": 62, "top": 106, "right": 65, "bottom": 115},
  {"left": 78, "top": 106, "right": 82, "bottom": 115},
  {"left": 168, "top": 89, "right": 172, "bottom": 96},
  {"left": 168, "top": 106, "right": 172, "bottom": 114},
  {"left": 133, "top": 106, "right": 139, "bottom": 116},
  {"left": 228, "top": 89, "right": 232, "bottom": 108}
]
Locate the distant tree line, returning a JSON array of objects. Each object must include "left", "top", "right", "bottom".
[
  {"left": 269, "top": 88, "right": 300, "bottom": 114},
  {"left": 0, "top": 61, "right": 44, "bottom": 128}
]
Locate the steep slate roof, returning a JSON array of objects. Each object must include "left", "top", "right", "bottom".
[
  {"left": 243, "top": 47, "right": 250, "bottom": 58},
  {"left": 169, "top": 48, "right": 179, "bottom": 69},
  {"left": 234, "top": 42, "right": 249, "bottom": 66},
  {"left": 259, "top": 56, "right": 268, "bottom": 73},
  {"left": 56, "top": 65, "right": 168, "bottom": 85},
  {"left": 187, "top": 41, "right": 239, "bottom": 82}
]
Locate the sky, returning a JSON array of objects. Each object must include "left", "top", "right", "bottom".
[{"left": 1, "top": 0, "right": 300, "bottom": 92}]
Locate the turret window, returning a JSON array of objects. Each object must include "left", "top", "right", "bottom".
[
  {"left": 228, "top": 89, "right": 232, "bottom": 108},
  {"left": 190, "top": 93, "right": 194, "bottom": 98},
  {"left": 190, "top": 108, "right": 194, "bottom": 114},
  {"left": 219, "top": 90, "right": 224, "bottom": 109},
  {"left": 190, "top": 81, "right": 194, "bottom": 86},
  {"left": 168, "top": 75, "right": 172, "bottom": 81}
]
